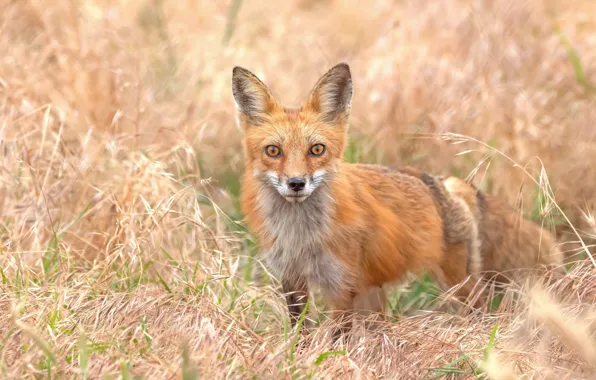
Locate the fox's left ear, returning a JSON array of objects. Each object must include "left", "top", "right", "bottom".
[{"left": 306, "top": 63, "right": 353, "bottom": 123}]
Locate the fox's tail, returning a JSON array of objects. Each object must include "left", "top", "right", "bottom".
[
  {"left": 441, "top": 176, "right": 564, "bottom": 276},
  {"left": 419, "top": 173, "right": 483, "bottom": 276}
]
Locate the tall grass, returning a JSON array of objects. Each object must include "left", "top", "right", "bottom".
[{"left": 1, "top": 0, "right": 596, "bottom": 378}]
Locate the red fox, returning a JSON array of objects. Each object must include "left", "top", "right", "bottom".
[{"left": 232, "top": 63, "right": 563, "bottom": 340}]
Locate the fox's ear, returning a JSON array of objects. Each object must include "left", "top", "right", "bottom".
[
  {"left": 306, "top": 63, "right": 352, "bottom": 123},
  {"left": 232, "top": 66, "right": 278, "bottom": 126}
]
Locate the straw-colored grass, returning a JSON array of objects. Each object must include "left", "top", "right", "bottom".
[{"left": 1, "top": 0, "right": 596, "bottom": 378}]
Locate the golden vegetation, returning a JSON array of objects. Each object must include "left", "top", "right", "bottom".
[{"left": 1, "top": 0, "right": 596, "bottom": 378}]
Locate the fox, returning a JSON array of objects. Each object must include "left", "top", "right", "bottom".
[{"left": 232, "top": 63, "right": 563, "bottom": 340}]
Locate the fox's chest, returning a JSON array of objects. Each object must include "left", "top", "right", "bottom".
[
  {"left": 266, "top": 244, "right": 347, "bottom": 299},
  {"left": 258, "top": 190, "right": 348, "bottom": 297}
]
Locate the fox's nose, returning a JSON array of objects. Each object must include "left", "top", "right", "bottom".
[{"left": 287, "top": 177, "right": 306, "bottom": 192}]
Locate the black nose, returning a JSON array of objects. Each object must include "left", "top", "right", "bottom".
[{"left": 287, "top": 177, "right": 306, "bottom": 192}]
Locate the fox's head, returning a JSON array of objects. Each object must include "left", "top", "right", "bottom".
[{"left": 232, "top": 63, "right": 352, "bottom": 203}]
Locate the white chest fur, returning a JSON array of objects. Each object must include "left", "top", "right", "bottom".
[{"left": 257, "top": 186, "right": 348, "bottom": 298}]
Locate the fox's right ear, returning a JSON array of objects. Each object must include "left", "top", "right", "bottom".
[
  {"left": 232, "top": 66, "right": 278, "bottom": 127},
  {"left": 305, "top": 63, "right": 353, "bottom": 123}
]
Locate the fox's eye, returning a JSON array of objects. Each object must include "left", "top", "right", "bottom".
[
  {"left": 309, "top": 144, "right": 326, "bottom": 157},
  {"left": 265, "top": 145, "right": 281, "bottom": 158}
]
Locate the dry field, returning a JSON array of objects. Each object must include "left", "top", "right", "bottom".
[{"left": 2, "top": 0, "right": 596, "bottom": 378}]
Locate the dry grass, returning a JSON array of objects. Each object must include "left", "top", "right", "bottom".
[{"left": 1, "top": 0, "right": 596, "bottom": 378}]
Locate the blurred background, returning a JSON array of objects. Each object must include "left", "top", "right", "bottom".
[
  {"left": 3, "top": 0, "right": 596, "bottom": 253},
  {"left": 2, "top": 0, "right": 596, "bottom": 376}
]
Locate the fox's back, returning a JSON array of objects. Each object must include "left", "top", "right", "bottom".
[{"left": 348, "top": 164, "right": 442, "bottom": 212}]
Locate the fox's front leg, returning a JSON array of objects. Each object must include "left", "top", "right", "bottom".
[
  {"left": 352, "top": 286, "right": 390, "bottom": 331},
  {"left": 329, "top": 291, "right": 357, "bottom": 344},
  {"left": 282, "top": 277, "right": 309, "bottom": 328}
]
